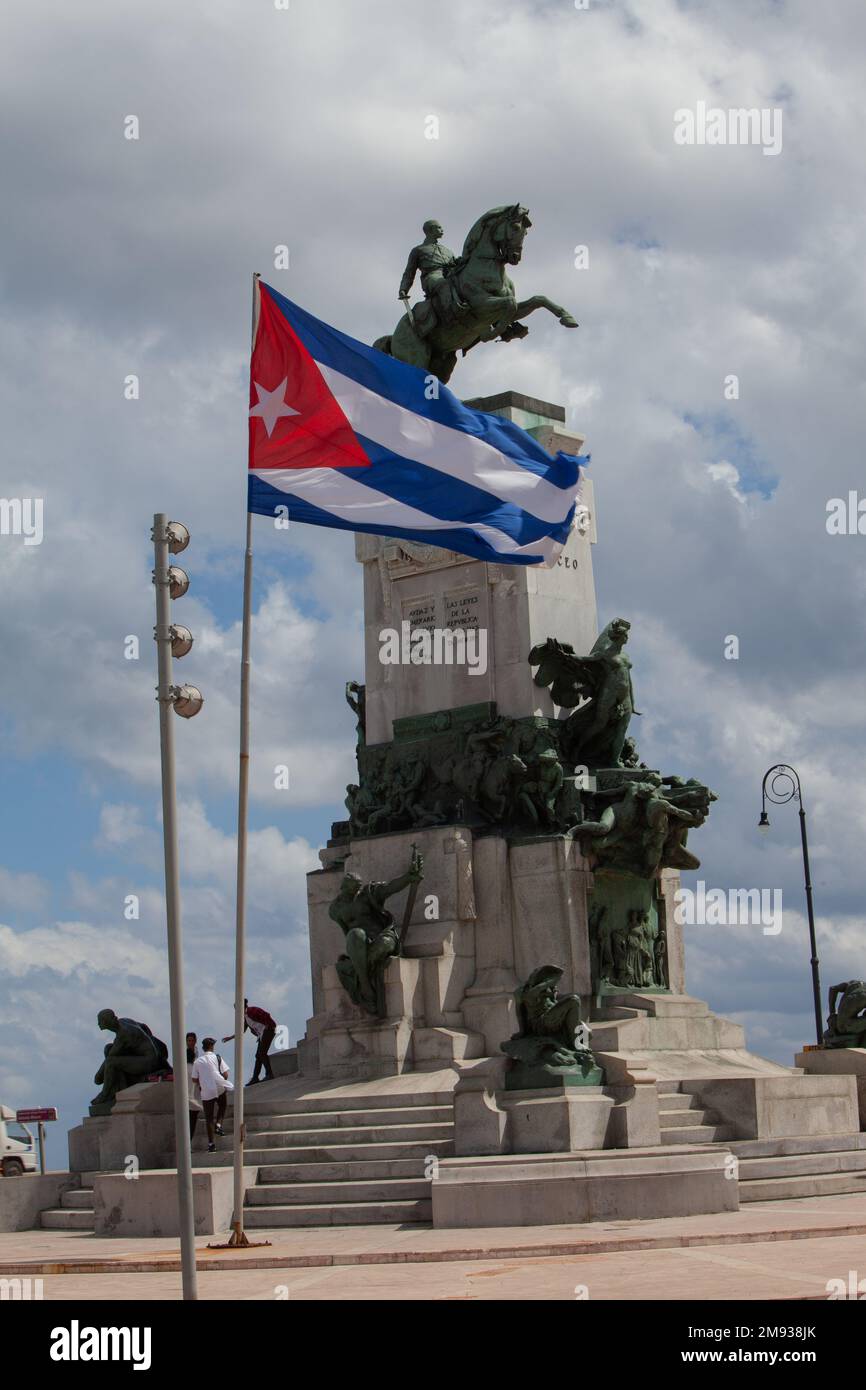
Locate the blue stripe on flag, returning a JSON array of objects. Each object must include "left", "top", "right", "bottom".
[
  {"left": 262, "top": 283, "right": 585, "bottom": 490},
  {"left": 345, "top": 433, "right": 573, "bottom": 546},
  {"left": 247, "top": 474, "right": 558, "bottom": 566}
]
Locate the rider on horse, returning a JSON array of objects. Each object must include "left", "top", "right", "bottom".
[{"left": 398, "top": 220, "right": 462, "bottom": 338}]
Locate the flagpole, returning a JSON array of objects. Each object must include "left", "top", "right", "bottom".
[{"left": 227, "top": 273, "right": 260, "bottom": 1247}]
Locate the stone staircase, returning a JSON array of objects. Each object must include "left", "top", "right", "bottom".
[
  {"left": 201, "top": 1087, "right": 455, "bottom": 1227},
  {"left": 657, "top": 1080, "right": 866, "bottom": 1203},
  {"left": 40, "top": 1179, "right": 96, "bottom": 1231},
  {"left": 731, "top": 1134, "right": 866, "bottom": 1203},
  {"left": 589, "top": 992, "right": 782, "bottom": 1065},
  {"left": 656, "top": 1080, "right": 736, "bottom": 1145}
]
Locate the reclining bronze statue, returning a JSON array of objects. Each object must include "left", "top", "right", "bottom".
[
  {"left": 90, "top": 1010, "right": 170, "bottom": 1115},
  {"left": 823, "top": 980, "right": 866, "bottom": 1049},
  {"left": 501, "top": 965, "right": 603, "bottom": 1090}
]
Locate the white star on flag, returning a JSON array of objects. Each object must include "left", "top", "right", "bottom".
[{"left": 249, "top": 378, "right": 300, "bottom": 437}]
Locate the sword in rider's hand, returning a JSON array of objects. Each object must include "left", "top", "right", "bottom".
[
  {"left": 398, "top": 843, "right": 423, "bottom": 948},
  {"left": 400, "top": 293, "right": 416, "bottom": 329}
]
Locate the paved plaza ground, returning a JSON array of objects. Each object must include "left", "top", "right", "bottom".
[{"left": 3, "top": 1192, "right": 866, "bottom": 1301}]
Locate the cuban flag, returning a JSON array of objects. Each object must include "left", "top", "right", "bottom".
[{"left": 248, "top": 282, "right": 588, "bottom": 566}]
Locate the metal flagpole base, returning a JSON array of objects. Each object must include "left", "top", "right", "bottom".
[{"left": 208, "top": 1221, "right": 272, "bottom": 1250}]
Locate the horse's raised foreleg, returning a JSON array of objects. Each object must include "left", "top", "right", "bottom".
[{"left": 512, "top": 295, "right": 578, "bottom": 328}]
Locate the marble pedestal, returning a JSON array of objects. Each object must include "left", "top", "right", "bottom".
[
  {"left": 795, "top": 1048, "right": 866, "bottom": 1129},
  {"left": 68, "top": 1081, "right": 187, "bottom": 1173},
  {"left": 432, "top": 1147, "right": 738, "bottom": 1228},
  {"left": 299, "top": 821, "right": 613, "bottom": 1080},
  {"left": 355, "top": 399, "right": 594, "bottom": 746}
]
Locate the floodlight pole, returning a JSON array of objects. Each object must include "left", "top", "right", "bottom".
[{"left": 153, "top": 512, "right": 198, "bottom": 1300}]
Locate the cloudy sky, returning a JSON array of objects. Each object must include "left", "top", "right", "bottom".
[{"left": 2, "top": 0, "right": 865, "bottom": 1167}]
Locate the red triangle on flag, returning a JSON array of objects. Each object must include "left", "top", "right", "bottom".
[{"left": 248, "top": 284, "right": 371, "bottom": 470}]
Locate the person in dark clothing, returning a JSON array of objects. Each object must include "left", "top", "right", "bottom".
[
  {"left": 222, "top": 998, "right": 277, "bottom": 1085},
  {"left": 186, "top": 1032, "right": 200, "bottom": 1139}
]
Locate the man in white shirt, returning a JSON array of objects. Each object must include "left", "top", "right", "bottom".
[{"left": 191, "top": 1038, "right": 231, "bottom": 1152}]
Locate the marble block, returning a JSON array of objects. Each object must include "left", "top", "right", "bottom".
[{"left": 794, "top": 1049, "right": 866, "bottom": 1129}]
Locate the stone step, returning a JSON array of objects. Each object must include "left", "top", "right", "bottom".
[
  {"left": 657, "top": 1095, "right": 698, "bottom": 1109},
  {"left": 659, "top": 1124, "right": 735, "bottom": 1145},
  {"left": 226, "top": 1121, "right": 453, "bottom": 1150},
  {"left": 590, "top": 1007, "right": 647, "bottom": 1022},
  {"left": 656, "top": 1081, "right": 685, "bottom": 1096},
  {"left": 196, "top": 1138, "right": 455, "bottom": 1167},
  {"left": 740, "top": 1172, "right": 866, "bottom": 1203},
  {"left": 257, "top": 1157, "right": 430, "bottom": 1184},
  {"left": 61, "top": 1188, "right": 95, "bottom": 1209},
  {"left": 737, "top": 1150, "right": 866, "bottom": 1181},
  {"left": 246, "top": 1177, "right": 430, "bottom": 1206},
  {"left": 657, "top": 1108, "right": 715, "bottom": 1128},
  {"left": 40, "top": 1208, "right": 95, "bottom": 1230},
  {"left": 269, "top": 1049, "right": 299, "bottom": 1079},
  {"left": 729, "top": 1133, "right": 866, "bottom": 1159},
  {"left": 604, "top": 993, "right": 711, "bottom": 1018},
  {"left": 243, "top": 1198, "right": 432, "bottom": 1228},
  {"left": 241, "top": 1089, "right": 455, "bottom": 1117},
  {"left": 411, "top": 1028, "right": 486, "bottom": 1064},
  {"left": 582, "top": 1024, "right": 624, "bottom": 1049},
  {"left": 231, "top": 1105, "right": 453, "bottom": 1133}
]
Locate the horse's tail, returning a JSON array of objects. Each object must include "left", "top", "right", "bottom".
[{"left": 373, "top": 335, "right": 392, "bottom": 356}]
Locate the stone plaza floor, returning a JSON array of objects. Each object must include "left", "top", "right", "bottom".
[{"left": 3, "top": 1191, "right": 866, "bottom": 1300}]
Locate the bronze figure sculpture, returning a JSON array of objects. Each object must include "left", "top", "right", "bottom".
[
  {"left": 530, "top": 618, "right": 638, "bottom": 768},
  {"left": 823, "top": 980, "right": 866, "bottom": 1048},
  {"left": 329, "top": 847, "right": 424, "bottom": 1017},
  {"left": 501, "top": 965, "right": 603, "bottom": 1089},
  {"left": 90, "top": 1010, "right": 170, "bottom": 1115},
  {"left": 375, "top": 207, "right": 577, "bottom": 384}
]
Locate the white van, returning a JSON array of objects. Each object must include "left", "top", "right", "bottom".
[{"left": 0, "top": 1105, "right": 38, "bottom": 1175}]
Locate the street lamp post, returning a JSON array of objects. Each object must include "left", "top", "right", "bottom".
[
  {"left": 759, "top": 764, "right": 823, "bottom": 1046},
  {"left": 152, "top": 514, "right": 204, "bottom": 1300}
]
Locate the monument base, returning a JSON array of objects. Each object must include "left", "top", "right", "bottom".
[
  {"left": 503, "top": 1061, "right": 604, "bottom": 1091},
  {"left": 69, "top": 1081, "right": 193, "bottom": 1173},
  {"left": 431, "top": 1146, "right": 738, "bottom": 1228},
  {"left": 795, "top": 1049, "right": 866, "bottom": 1130},
  {"left": 92, "top": 1166, "right": 257, "bottom": 1237},
  {"left": 452, "top": 1057, "right": 661, "bottom": 1154}
]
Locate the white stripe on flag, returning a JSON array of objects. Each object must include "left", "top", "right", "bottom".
[
  {"left": 250, "top": 466, "right": 561, "bottom": 563},
  {"left": 318, "top": 364, "right": 576, "bottom": 526}
]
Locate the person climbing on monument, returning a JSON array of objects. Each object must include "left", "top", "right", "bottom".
[
  {"left": 191, "top": 1039, "right": 232, "bottom": 1152},
  {"left": 186, "top": 1031, "right": 200, "bottom": 1140},
  {"left": 223, "top": 998, "right": 277, "bottom": 1085}
]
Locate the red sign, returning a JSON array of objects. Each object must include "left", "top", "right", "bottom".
[{"left": 15, "top": 1108, "right": 57, "bottom": 1123}]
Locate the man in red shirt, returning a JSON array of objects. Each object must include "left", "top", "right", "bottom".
[{"left": 223, "top": 999, "right": 277, "bottom": 1085}]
